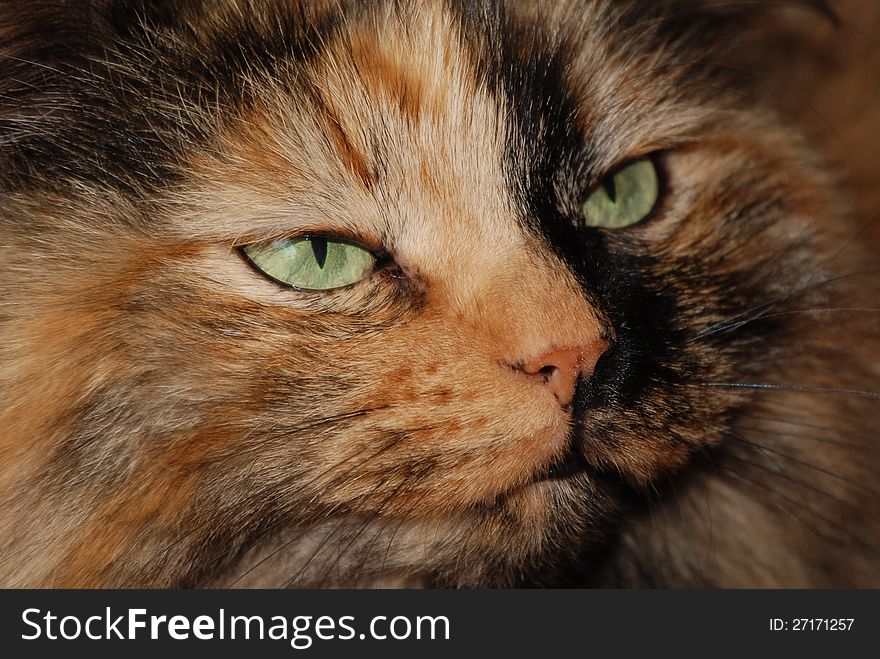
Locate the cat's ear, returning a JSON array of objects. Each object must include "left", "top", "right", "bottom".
[
  {"left": 673, "top": 0, "right": 837, "bottom": 49},
  {"left": 0, "top": 0, "right": 201, "bottom": 80},
  {"left": 0, "top": 2, "right": 110, "bottom": 136},
  {"left": 695, "top": 0, "right": 837, "bottom": 24},
  {"left": 0, "top": 1, "right": 125, "bottom": 83},
  {"left": 696, "top": 0, "right": 839, "bottom": 45},
  {"left": 0, "top": 0, "right": 217, "bottom": 118},
  {"left": 685, "top": 0, "right": 840, "bottom": 112}
]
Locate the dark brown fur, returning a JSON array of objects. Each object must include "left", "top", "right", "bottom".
[{"left": 0, "top": 0, "right": 877, "bottom": 587}]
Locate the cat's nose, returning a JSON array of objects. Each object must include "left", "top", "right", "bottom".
[{"left": 515, "top": 341, "right": 607, "bottom": 408}]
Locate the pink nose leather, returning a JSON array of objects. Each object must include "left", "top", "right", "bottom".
[{"left": 517, "top": 341, "right": 608, "bottom": 407}]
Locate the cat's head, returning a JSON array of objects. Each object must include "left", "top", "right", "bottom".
[{"left": 0, "top": 0, "right": 863, "bottom": 587}]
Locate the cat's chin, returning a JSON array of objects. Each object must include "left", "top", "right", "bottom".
[
  {"left": 209, "top": 421, "right": 604, "bottom": 589},
  {"left": 212, "top": 468, "right": 598, "bottom": 589},
  {"left": 474, "top": 456, "right": 592, "bottom": 510}
]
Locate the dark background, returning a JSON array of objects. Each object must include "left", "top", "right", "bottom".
[{"left": 0, "top": 590, "right": 875, "bottom": 657}]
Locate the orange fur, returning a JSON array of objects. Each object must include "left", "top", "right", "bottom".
[{"left": 0, "top": 0, "right": 877, "bottom": 587}]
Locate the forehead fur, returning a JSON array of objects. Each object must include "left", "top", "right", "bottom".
[
  {"left": 186, "top": 1, "right": 510, "bottom": 244},
  {"left": 181, "top": 0, "right": 601, "bottom": 334},
  {"left": 0, "top": 0, "right": 823, "bottom": 198}
]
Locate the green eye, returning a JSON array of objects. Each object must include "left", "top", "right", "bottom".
[
  {"left": 581, "top": 157, "right": 659, "bottom": 229},
  {"left": 241, "top": 236, "right": 376, "bottom": 291}
]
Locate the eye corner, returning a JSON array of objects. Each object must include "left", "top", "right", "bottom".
[{"left": 237, "top": 242, "right": 305, "bottom": 293}]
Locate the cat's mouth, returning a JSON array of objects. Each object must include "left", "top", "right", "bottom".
[
  {"left": 539, "top": 448, "right": 593, "bottom": 482},
  {"left": 477, "top": 442, "right": 593, "bottom": 509}
]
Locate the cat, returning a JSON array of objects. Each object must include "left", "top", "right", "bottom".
[{"left": 0, "top": 0, "right": 877, "bottom": 588}]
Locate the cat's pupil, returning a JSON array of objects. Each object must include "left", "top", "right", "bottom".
[
  {"left": 601, "top": 176, "right": 617, "bottom": 203},
  {"left": 311, "top": 237, "right": 328, "bottom": 269}
]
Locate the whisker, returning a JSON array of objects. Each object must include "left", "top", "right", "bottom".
[
  {"left": 719, "top": 464, "right": 880, "bottom": 555},
  {"left": 282, "top": 519, "right": 350, "bottom": 589},
  {"left": 753, "top": 307, "right": 880, "bottom": 319},
  {"left": 311, "top": 479, "right": 414, "bottom": 588},
  {"left": 724, "top": 452, "right": 866, "bottom": 521},
  {"left": 741, "top": 394, "right": 880, "bottom": 428},
  {"left": 151, "top": 408, "right": 395, "bottom": 573},
  {"left": 224, "top": 433, "right": 412, "bottom": 587},
  {"left": 688, "top": 268, "right": 880, "bottom": 343},
  {"left": 734, "top": 419, "right": 880, "bottom": 456},
  {"left": 376, "top": 502, "right": 420, "bottom": 587},
  {"left": 286, "top": 476, "right": 422, "bottom": 589},
  {"left": 726, "top": 432, "right": 880, "bottom": 498},
  {"left": 700, "top": 381, "right": 880, "bottom": 400}
]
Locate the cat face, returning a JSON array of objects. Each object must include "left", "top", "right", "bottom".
[{"left": 0, "top": 0, "right": 874, "bottom": 587}]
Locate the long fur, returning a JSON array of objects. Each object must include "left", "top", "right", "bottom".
[{"left": 0, "top": 0, "right": 877, "bottom": 587}]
